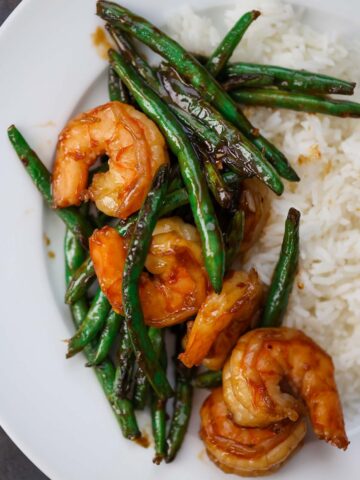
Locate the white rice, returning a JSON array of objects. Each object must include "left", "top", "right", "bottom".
[{"left": 165, "top": 0, "right": 360, "bottom": 424}]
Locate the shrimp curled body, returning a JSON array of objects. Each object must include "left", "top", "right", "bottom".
[
  {"left": 52, "top": 101, "right": 168, "bottom": 218},
  {"left": 223, "top": 327, "right": 349, "bottom": 450},
  {"left": 200, "top": 388, "right": 306, "bottom": 477}
]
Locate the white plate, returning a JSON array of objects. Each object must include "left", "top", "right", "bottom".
[{"left": 0, "top": 0, "right": 359, "bottom": 479}]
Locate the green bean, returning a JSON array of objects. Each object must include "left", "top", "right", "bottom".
[
  {"left": 7, "top": 125, "right": 93, "bottom": 248},
  {"left": 86, "top": 310, "right": 123, "bottom": 366},
  {"left": 109, "top": 49, "right": 225, "bottom": 293},
  {"left": 65, "top": 225, "right": 88, "bottom": 275},
  {"left": 67, "top": 288, "right": 111, "bottom": 357},
  {"left": 203, "top": 155, "right": 233, "bottom": 209},
  {"left": 166, "top": 103, "right": 224, "bottom": 151},
  {"left": 223, "top": 62, "right": 356, "bottom": 95},
  {"left": 260, "top": 208, "right": 300, "bottom": 327},
  {"left": 64, "top": 230, "right": 89, "bottom": 329},
  {"left": 122, "top": 165, "right": 173, "bottom": 399},
  {"left": 113, "top": 322, "right": 135, "bottom": 398},
  {"left": 225, "top": 210, "right": 245, "bottom": 270},
  {"left": 165, "top": 335, "right": 193, "bottom": 463},
  {"left": 223, "top": 170, "right": 244, "bottom": 187},
  {"left": 222, "top": 73, "right": 275, "bottom": 90},
  {"left": 132, "top": 366, "right": 149, "bottom": 410},
  {"left": 103, "top": 374, "right": 141, "bottom": 441},
  {"left": 107, "top": 24, "right": 159, "bottom": 91},
  {"left": 151, "top": 395, "right": 167, "bottom": 464},
  {"left": 231, "top": 88, "right": 360, "bottom": 118},
  {"left": 192, "top": 370, "right": 222, "bottom": 389},
  {"left": 206, "top": 11, "right": 260, "bottom": 77},
  {"left": 108, "top": 64, "right": 129, "bottom": 102},
  {"left": 149, "top": 328, "right": 167, "bottom": 464},
  {"left": 179, "top": 111, "right": 234, "bottom": 209},
  {"left": 97, "top": 2, "right": 295, "bottom": 185},
  {"left": 159, "top": 188, "right": 189, "bottom": 216},
  {"left": 168, "top": 164, "right": 183, "bottom": 192},
  {"left": 65, "top": 256, "right": 96, "bottom": 304},
  {"left": 160, "top": 174, "right": 240, "bottom": 213},
  {"left": 158, "top": 64, "right": 294, "bottom": 185},
  {"left": 65, "top": 229, "right": 140, "bottom": 439}
]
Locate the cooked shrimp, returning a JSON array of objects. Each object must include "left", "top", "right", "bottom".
[
  {"left": 89, "top": 217, "right": 209, "bottom": 326},
  {"left": 52, "top": 101, "right": 168, "bottom": 218},
  {"left": 89, "top": 225, "right": 127, "bottom": 313},
  {"left": 141, "top": 218, "right": 208, "bottom": 327},
  {"left": 179, "top": 269, "right": 263, "bottom": 369},
  {"left": 200, "top": 387, "right": 306, "bottom": 477},
  {"left": 240, "top": 178, "right": 270, "bottom": 253},
  {"left": 223, "top": 327, "right": 349, "bottom": 449}
]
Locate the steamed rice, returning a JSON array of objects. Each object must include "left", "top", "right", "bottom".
[{"left": 166, "top": 0, "right": 360, "bottom": 424}]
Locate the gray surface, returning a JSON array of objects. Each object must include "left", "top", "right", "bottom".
[{"left": 0, "top": 3, "right": 50, "bottom": 479}]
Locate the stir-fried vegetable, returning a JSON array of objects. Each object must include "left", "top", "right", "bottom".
[
  {"left": 165, "top": 334, "right": 194, "bottom": 463},
  {"left": 260, "top": 208, "right": 300, "bottom": 327},
  {"left": 149, "top": 327, "right": 168, "bottom": 464},
  {"left": 113, "top": 322, "right": 135, "bottom": 398},
  {"left": 158, "top": 64, "right": 291, "bottom": 186},
  {"left": 67, "top": 288, "right": 111, "bottom": 357},
  {"left": 206, "top": 11, "right": 260, "bottom": 77},
  {"left": 121, "top": 165, "right": 173, "bottom": 400},
  {"left": 193, "top": 370, "right": 223, "bottom": 389},
  {"left": 108, "top": 64, "right": 129, "bottom": 102},
  {"left": 86, "top": 310, "right": 123, "bottom": 366},
  {"left": 223, "top": 62, "right": 356, "bottom": 95},
  {"left": 231, "top": 88, "right": 360, "bottom": 118}
]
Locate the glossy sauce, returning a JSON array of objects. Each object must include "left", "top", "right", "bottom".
[{"left": 91, "top": 27, "right": 113, "bottom": 60}]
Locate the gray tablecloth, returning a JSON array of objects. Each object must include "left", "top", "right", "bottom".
[{"left": 0, "top": 2, "right": 49, "bottom": 479}]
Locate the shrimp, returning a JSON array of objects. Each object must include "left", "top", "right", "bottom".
[
  {"left": 223, "top": 327, "right": 349, "bottom": 450},
  {"left": 240, "top": 178, "right": 270, "bottom": 253},
  {"left": 89, "top": 226, "right": 127, "bottom": 313},
  {"left": 200, "top": 387, "right": 306, "bottom": 477},
  {"left": 141, "top": 218, "right": 209, "bottom": 327},
  {"left": 89, "top": 217, "right": 209, "bottom": 326},
  {"left": 52, "top": 101, "right": 168, "bottom": 218},
  {"left": 179, "top": 269, "right": 263, "bottom": 369}
]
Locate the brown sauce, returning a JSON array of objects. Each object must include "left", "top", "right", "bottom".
[
  {"left": 91, "top": 26, "right": 113, "bottom": 60},
  {"left": 43, "top": 233, "right": 51, "bottom": 246},
  {"left": 135, "top": 432, "right": 151, "bottom": 448}
]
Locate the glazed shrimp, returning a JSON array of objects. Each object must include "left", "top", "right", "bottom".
[
  {"left": 89, "top": 226, "right": 127, "bottom": 312},
  {"left": 223, "top": 327, "right": 349, "bottom": 449},
  {"left": 200, "top": 387, "right": 306, "bottom": 477},
  {"left": 179, "top": 269, "right": 263, "bottom": 369},
  {"left": 141, "top": 217, "right": 209, "bottom": 327},
  {"left": 52, "top": 101, "right": 168, "bottom": 218},
  {"left": 89, "top": 217, "right": 209, "bottom": 326},
  {"left": 240, "top": 178, "right": 270, "bottom": 253}
]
